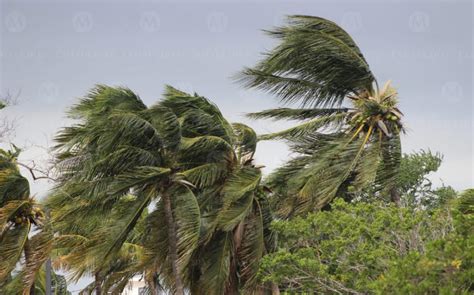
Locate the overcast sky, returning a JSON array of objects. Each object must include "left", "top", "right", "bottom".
[
  {"left": 1, "top": 0, "right": 473, "bottom": 292},
  {"left": 1, "top": 0, "right": 473, "bottom": 193}
]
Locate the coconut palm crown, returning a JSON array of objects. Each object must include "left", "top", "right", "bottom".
[
  {"left": 46, "top": 85, "right": 273, "bottom": 294},
  {"left": 239, "top": 15, "right": 405, "bottom": 216}
]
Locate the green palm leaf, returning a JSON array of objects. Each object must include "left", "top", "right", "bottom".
[
  {"left": 248, "top": 107, "right": 350, "bottom": 121},
  {"left": 238, "top": 15, "right": 375, "bottom": 107},
  {"left": 196, "top": 232, "right": 232, "bottom": 295},
  {"left": 0, "top": 221, "right": 30, "bottom": 282}
]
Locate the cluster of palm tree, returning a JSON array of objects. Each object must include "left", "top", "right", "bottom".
[{"left": 1, "top": 15, "right": 406, "bottom": 294}]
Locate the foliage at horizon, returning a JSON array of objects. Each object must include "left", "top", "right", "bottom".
[{"left": 259, "top": 193, "right": 473, "bottom": 294}]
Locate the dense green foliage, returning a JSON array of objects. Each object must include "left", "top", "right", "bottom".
[
  {"left": 259, "top": 151, "right": 472, "bottom": 294},
  {"left": 259, "top": 195, "right": 473, "bottom": 294}
]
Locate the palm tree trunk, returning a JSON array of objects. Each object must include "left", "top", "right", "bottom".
[
  {"left": 94, "top": 273, "right": 101, "bottom": 295},
  {"left": 271, "top": 283, "right": 280, "bottom": 295},
  {"left": 163, "top": 192, "right": 185, "bottom": 295},
  {"left": 390, "top": 187, "right": 401, "bottom": 205},
  {"left": 148, "top": 276, "right": 159, "bottom": 295}
]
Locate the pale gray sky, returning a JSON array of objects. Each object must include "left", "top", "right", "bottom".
[
  {"left": 1, "top": 0, "right": 473, "bottom": 193},
  {"left": 1, "top": 0, "right": 473, "bottom": 292}
]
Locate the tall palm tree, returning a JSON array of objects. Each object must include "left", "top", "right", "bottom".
[
  {"left": 0, "top": 146, "right": 53, "bottom": 294},
  {"left": 48, "top": 85, "right": 238, "bottom": 294},
  {"left": 185, "top": 123, "right": 275, "bottom": 294},
  {"left": 47, "top": 85, "right": 274, "bottom": 294},
  {"left": 239, "top": 15, "right": 404, "bottom": 216}
]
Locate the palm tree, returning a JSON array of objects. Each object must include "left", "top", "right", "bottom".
[
  {"left": 48, "top": 85, "right": 276, "bottom": 294},
  {"left": 239, "top": 15, "right": 404, "bottom": 216},
  {"left": 47, "top": 85, "right": 273, "bottom": 294},
  {"left": 0, "top": 146, "right": 53, "bottom": 294},
  {"left": 186, "top": 123, "right": 275, "bottom": 294}
]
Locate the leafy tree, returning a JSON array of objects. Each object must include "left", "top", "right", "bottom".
[
  {"left": 352, "top": 150, "right": 457, "bottom": 209},
  {"left": 259, "top": 192, "right": 473, "bottom": 294},
  {"left": 239, "top": 15, "right": 404, "bottom": 216},
  {"left": 373, "top": 189, "right": 473, "bottom": 294},
  {"left": 0, "top": 146, "right": 53, "bottom": 293}
]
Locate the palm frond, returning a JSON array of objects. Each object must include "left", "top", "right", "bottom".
[
  {"left": 145, "top": 105, "right": 182, "bottom": 151},
  {"left": 238, "top": 204, "right": 265, "bottom": 292},
  {"left": 248, "top": 107, "right": 349, "bottom": 121},
  {"left": 181, "top": 163, "right": 229, "bottom": 188},
  {"left": 291, "top": 129, "right": 374, "bottom": 212},
  {"left": 259, "top": 113, "right": 346, "bottom": 140},
  {"left": 232, "top": 123, "right": 257, "bottom": 160},
  {"left": 0, "top": 168, "right": 30, "bottom": 205},
  {"left": 179, "top": 136, "right": 233, "bottom": 163},
  {"left": 68, "top": 85, "right": 146, "bottom": 119},
  {"left": 0, "top": 221, "right": 30, "bottom": 282},
  {"left": 196, "top": 232, "right": 232, "bottom": 295},
  {"left": 22, "top": 226, "right": 54, "bottom": 292},
  {"left": 238, "top": 15, "right": 375, "bottom": 107},
  {"left": 88, "top": 193, "right": 151, "bottom": 264},
  {"left": 162, "top": 85, "right": 234, "bottom": 143},
  {"left": 171, "top": 185, "right": 201, "bottom": 272},
  {"left": 373, "top": 134, "right": 402, "bottom": 196},
  {"left": 110, "top": 166, "right": 171, "bottom": 195}
]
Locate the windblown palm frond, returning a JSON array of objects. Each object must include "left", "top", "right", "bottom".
[
  {"left": 189, "top": 123, "right": 275, "bottom": 294},
  {"left": 238, "top": 15, "right": 375, "bottom": 107}
]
